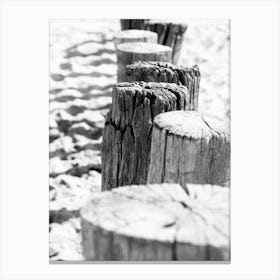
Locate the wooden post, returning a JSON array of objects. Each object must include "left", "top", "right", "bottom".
[
  {"left": 125, "top": 61, "right": 200, "bottom": 110},
  {"left": 113, "top": 29, "right": 158, "bottom": 49},
  {"left": 101, "top": 82, "right": 195, "bottom": 191},
  {"left": 120, "top": 19, "right": 147, "bottom": 30},
  {"left": 81, "top": 183, "right": 230, "bottom": 261},
  {"left": 147, "top": 111, "right": 230, "bottom": 187},
  {"left": 116, "top": 42, "right": 172, "bottom": 82},
  {"left": 145, "top": 20, "right": 188, "bottom": 64},
  {"left": 119, "top": 19, "right": 188, "bottom": 64}
]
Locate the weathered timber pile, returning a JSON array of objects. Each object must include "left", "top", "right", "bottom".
[
  {"left": 120, "top": 19, "right": 148, "bottom": 30},
  {"left": 120, "top": 19, "right": 188, "bottom": 64},
  {"left": 145, "top": 20, "right": 188, "bottom": 64},
  {"left": 81, "top": 183, "right": 230, "bottom": 261},
  {"left": 102, "top": 82, "right": 195, "bottom": 191},
  {"left": 125, "top": 61, "right": 200, "bottom": 110},
  {"left": 113, "top": 29, "right": 158, "bottom": 49},
  {"left": 148, "top": 111, "right": 230, "bottom": 187},
  {"left": 116, "top": 42, "right": 172, "bottom": 82}
]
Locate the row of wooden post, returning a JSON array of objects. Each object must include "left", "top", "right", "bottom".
[
  {"left": 80, "top": 20, "right": 231, "bottom": 261},
  {"left": 120, "top": 19, "right": 188, "bottom": 64}
]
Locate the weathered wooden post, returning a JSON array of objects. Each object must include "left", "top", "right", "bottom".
[
  {"left": 119, "top": 19, "right": 188, "bottom": 64},
  {"left": 116, "top": 42, "right": 172, "bottom": 82},
  {"left": 113, "top": 29, "right": 158, "bottom": 49},
  {"left": 120, "top": 19, "right": 147, "bottom": 30},
  {"left": 101, "top": 82, "right": 196, "bottom": 191},
  {"left": 81, "top": 183, "right": 230, "bottom": 261},
  {"left": 147, "top": 111, "right": 230, "bottom": 187},
  {"left": 125, "top": 61, "right": 200, "bottom": 110},
  {"left": 145, "top": 20, "right": 188, "bottom": 64}
]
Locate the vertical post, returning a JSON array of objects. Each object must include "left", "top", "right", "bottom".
[
  {"left": 120, "top": 19, "right": 147, "bottom": 30},
  {"left": 101, "top": 82, "right": 194, "bottom": 191},
  {"left": 146, "top": 20, "right": 188, "bottom": 64},
  {"left": 147, "top": 110, "right": 230, "bottom": 187}
]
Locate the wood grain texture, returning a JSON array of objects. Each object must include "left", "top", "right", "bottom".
[
  {"left": 145, "top": 20, "right": 188, "bottom": 64},
  {"left": 113, "top": 29, "right": 158, "bottom": 49},
  {"left": 101, "top": 82, "right": 195, "bottom": 191},
  {"left": 125, "top": 61, "right": 200, "bottom": 110},
  {"left": 119, "top": 19, "right": 188, "bottom": 64},
  {"left": 147, "top": 111, "right": 230, "bottom": 187},
  {"left": 120, "top": 19, "right": 148, "bottom": 30},
  {"left": 81, "top": 183, "right": 230, "bottom": 261},
  {"left": 116, "top": 42, "right": 172, "bottom": 82}
]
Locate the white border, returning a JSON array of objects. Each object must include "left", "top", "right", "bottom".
[{"left": 0, "top": 0, "right": 280, "bottom": 279}]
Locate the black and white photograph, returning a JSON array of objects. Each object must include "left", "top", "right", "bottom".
[
  {"left": 1, "top": 0, "right": 280, "bottom": 279},
  {"left": 49, "top": 19, "right": 231, "bottom": 262}
]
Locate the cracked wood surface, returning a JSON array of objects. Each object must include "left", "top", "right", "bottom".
[
  {"left": 125, "top": 61, "right": 200, "bottom": 110},
  {"left": 101, "top": 82, "right": 195, "bottom": 191},
  {"left": 147, "top": 111, "right": 230, "bottom": 187},
  {"left": 116, "top": 42, "right": 172, "bottom": 82},
  {"left": 81, "top": 183, "right": 230, "bottom": 261},
  {"left": 113, "top": 29, "right": 158, "bottom": 49}
]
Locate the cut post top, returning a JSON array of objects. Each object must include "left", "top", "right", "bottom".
[
  {"left": 123, "top": 61, "right": 200, "bottom": 111},
  {"left": 81, "top": 183, "right": 229, "bottom": 245},
  {"left": 126, "top": 61, "right": 199, "bottom": 72},
  {"left": 117, "top": 42, "right": 172, "bottom": 54},
  {"left": 153, "top": 111, "right": 230, "bottom": 140},
  {"left": 114, "top": 29, "right": 158, "bottom": 40},
  {"left": 110, "top": 82, "right": 190, "bottom": 126},
  {"left": 113, "top": 29, "right": 158, "bottom": 48},
  {"left": 114, "top": 81, "right": 188, "bottom": 93}
]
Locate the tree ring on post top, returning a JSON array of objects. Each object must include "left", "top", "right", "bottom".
[{"left": 81, "top": 183, "right": 230, "bottom": 261}]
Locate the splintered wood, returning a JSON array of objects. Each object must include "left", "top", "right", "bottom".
[
  {"left": 113, "top": 29, "right": 158, "bottom": 49},
  {"left": 81, "top": 183, "right": 230, "bottom": 261},
  {"left": 116, "top": 42, "right": 172, "bottom": 82},
  {"left": 101, "top": 82, "right": 196, "bottom": 191},
  {"left": 148, "top": 111, "right": 230, "bottom": 187},
  {"left": 125, "top": 61, "right": 200, "bottom": 110}
]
